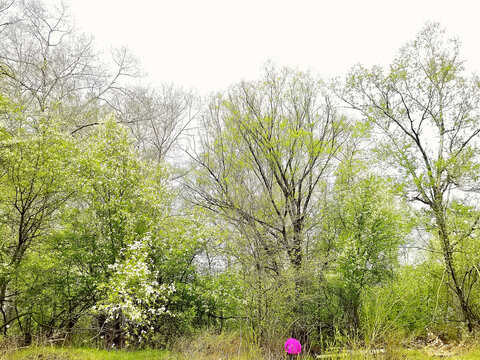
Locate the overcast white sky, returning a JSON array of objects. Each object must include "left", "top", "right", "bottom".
[{"left": 48, "top": 0, "right": 480, "bottom": 94}]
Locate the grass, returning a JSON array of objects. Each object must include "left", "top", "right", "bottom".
[
  {"left": 3, "top": 346, "right": 480, "bottom": 360},
  {"left": 2, "top": 332, "right": 480, "bottom": 360},
  {"left": 2, "top": 347, "right": 174, "bottom": 360}
]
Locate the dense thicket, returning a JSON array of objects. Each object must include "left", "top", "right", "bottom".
[{"left": 0, "top": 1, "right": 479, "bottom": 354}]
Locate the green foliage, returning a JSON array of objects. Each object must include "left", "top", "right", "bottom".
[
  {"left": 195, "top": 65, "right": 349, "bottom": 272},
  {"left": 2, "top": 9, "right": 480, "bottom": 356},
  {"left": 360, "top": 265, "right": 439, "bottom": 345},
  {"left": 0, "top": 97, "right": 83, "bottom": 338},
  {"left": 343, "top": 22, "right": 480, "bottom": 330},
  {"left": 316, "top": 158, "right": 413, "bottom": 334},
  {"left": 333, "top": 173, "right": 409, "bottom": 289}
]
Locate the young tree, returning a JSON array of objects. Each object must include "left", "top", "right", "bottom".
[
  {"left": 342, "top": 23, "right": 480, "bottom": 330},
  {"left": 328, "top": 160, "right": 411, "bottom": 332},
  {"left": 0, "top": 95, "right": 80, "bottom": 338}
]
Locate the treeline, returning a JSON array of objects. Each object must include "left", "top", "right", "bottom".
[{"left": 1, "top": 0, "right": 480, "bottom": 354}]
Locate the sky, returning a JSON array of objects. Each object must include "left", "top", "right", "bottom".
[{"left": 47, "top": 0, "right": 480, "bottom": 95}]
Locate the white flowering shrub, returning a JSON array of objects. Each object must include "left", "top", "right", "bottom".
[
  {"left": 96, "top": 234, "right": 177, "bottom": 346},
  {"left": 93, "top": 212, "right": 238, "bottom": 347}
]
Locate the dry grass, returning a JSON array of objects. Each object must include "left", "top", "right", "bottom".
[{"left": 171, "top": 330, "right": 317, "bottom": 359}]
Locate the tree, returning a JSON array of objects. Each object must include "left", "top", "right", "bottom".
[
  {"left": 191, "top": 65, "right": 348, "bottom": 273},
  {"left": 342, "top": 23, "right": 480, "bottom": 330},
  {"left": 6, "top": 119, "right": 171, "bottom": 341},
  {"left": 327, "top": 160, "right": 410, "bottom": 332},
  {"left": 0, "top": 0, "right": 138, "bottom": 133},
  {"left": 0, "top": 0, "right": 17, "bottom": 34},
  {"left": 0, "top": 95, "right": 80, "bottom": 339},
  {"left": 188, "top": 65, "right": 351, "bottom": 342},
  {"left": 113, "top": 84, "right": 200, "bottom": 165}
]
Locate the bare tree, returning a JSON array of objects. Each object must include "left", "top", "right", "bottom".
[
  {"left": 113, "top": 84, "right": 200, "bottom": 164},
  {"left": 0, "top": 0, "right": 139, "bottom": 132},
  {"left": 0, "top": 0, "right": 17, "bottom": 34}
]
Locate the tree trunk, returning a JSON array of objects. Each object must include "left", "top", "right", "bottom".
[{"left": 434, "top": 203, "right": 477, "bottom": 330}]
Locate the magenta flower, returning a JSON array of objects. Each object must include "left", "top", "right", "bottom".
[{"left": 285, "top": 338, "right": 302, "bottom": 355}]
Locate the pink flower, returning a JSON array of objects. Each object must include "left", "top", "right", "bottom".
[{"left": 285, "top": 338, "right": 302, "bottom": 354}]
